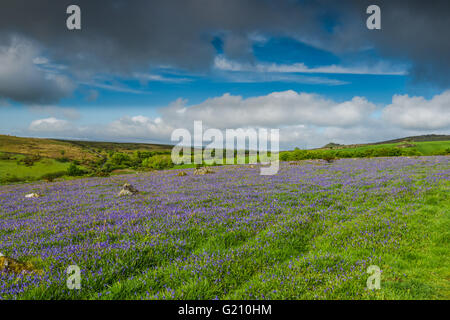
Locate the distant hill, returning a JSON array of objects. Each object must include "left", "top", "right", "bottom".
[
  {"left": 0, "top": 135, "right": 173, "bottom": 164},
  {"left": 322, "top": 142, "right": 344, "bottom": 149},
  {"left": 319, "top": 134, "right": 450, "bottom": 150},
  {"left": 371, "top": 134, "right": 450, "bottom": 145}
]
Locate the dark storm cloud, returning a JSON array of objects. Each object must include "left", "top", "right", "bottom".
[
  {"left": 318, "top": 0, "right": 450, "bottom": 86},
  {"left": 0, "top": 0, "right": 322, "bottom": 75},
  {"left": 0, "top": 0, "right": 449, "bottom": 104}
]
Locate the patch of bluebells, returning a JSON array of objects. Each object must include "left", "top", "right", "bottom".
[{"left": 0, "top": 156, "right": 448, "bottom": 299}]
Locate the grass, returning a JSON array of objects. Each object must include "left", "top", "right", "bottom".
[
  {"left": 0, "top": 135, "right": 98, "bottom": 163},
  {"left": 332, "top": 140, "right": 450, "bottom": 155},
  {"left": 0, "top": 135, "right": 172, "bottom": 164},
  {"left": 281, "top": 140, "right": 450, "bottom": 162},
  {"left": 0, "top": 154, "right": 71, "bottom": 181}
]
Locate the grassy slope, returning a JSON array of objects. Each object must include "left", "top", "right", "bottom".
[
  {"left": 0, "top": 135, "right": 172, "bottom": 162},
  {"left": 0, "top": 135, "right": 173, "bottom": 183},
  {"left": 333, "top": 140, "right": 450, "bottom": 155},
  {"left": 0, "top": 135, "right": 98, "bottom": 162},
  {"left": 282, "top": 140, "right": 450, "bottom": 159},
  {"left": 0, "top": 154, "right": 70, "bottom": 180}
]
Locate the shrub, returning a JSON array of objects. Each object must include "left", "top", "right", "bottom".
[
  {"left": 279, "top": 152, "right": 290, "bottom": 161},
  {"left": 321, "top": 152, "right": 337, "bottom": 163},
  {"left": 17, "top": 154, "right": 41, "bottom": 167},
  {"left": 401, "top": 149, "right": 423, "bottom": 156},
  {"left": 40, "top": 171, "right": 66, "bottom": 182},
  {"left": 373, "top": 148, "right": 402, "bottom": 157},
  {"left": 94, "top": 170, "right": 110, "bottom": 177},
  {"left": 110, "top": 152, "right": 131, "bottom": 166},
  {"left": 1, "top": 175, "right": 22, "bottom": 183},
  {"left": 0, "top": 175, "right": 34, "bottom": 184},
  {"left": 0, "top": 153, "right": 13, "bottom": 160},
  {"left": 67, "top": 163, "right": 85, "bottom": 176},
  {"left": 142, "top": 155, "right": 174, "bottom": 170}
]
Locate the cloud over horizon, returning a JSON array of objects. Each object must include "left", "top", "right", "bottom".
[{"left": 24, "top": 90, "right": 450, "bottom": 149}]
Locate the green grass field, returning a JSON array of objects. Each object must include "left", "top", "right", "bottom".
[
  {"left": 0, "top": 154, "right": 70, "bottom": 181},
  {"left": 334, "top": 140, "right": 450, "bottom": 155}
]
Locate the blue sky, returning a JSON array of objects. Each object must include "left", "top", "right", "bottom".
[{"left": 1, "top": 0, "right": 449, "bottom": 149}]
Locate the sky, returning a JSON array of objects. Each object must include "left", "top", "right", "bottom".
[{"left": 0, "top": 0, "right": 449, "bottom": 150}]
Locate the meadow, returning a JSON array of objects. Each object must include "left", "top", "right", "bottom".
[
  {"left": 0, "top": 154, "right": 71, "bottom": 182},
  {"left": 1, "top": 134, "right": 450, "bottom": 185},
  {"left": 0, "top": 156, "right": 448, "bottom": 300}
]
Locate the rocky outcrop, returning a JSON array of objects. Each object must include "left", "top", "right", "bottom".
[
  {"left": 193, "top": 167, "right": 214, "bottom": 175},
  {"left": 0, "top": 252, "right": 39, "bottom": 275},
  {"left": 25, "top": 193, "right": 40, "bottom": 198},
  {"left": 118, "top": 183, "right": 139, "bottom": 196}
]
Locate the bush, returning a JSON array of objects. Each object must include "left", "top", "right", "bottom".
[
  {"left": 373, "top": 147, "right": 402, "bottom": 157},
  {"left": 56, "top": 157, "right": 70, "bottom": 163},
  {"left": 93, "top": 170, "right": 110, "bottom": 177},
  {"left": 40, "top": 171, "right": 66, "bottom": 182},
  {"left": 401, "top": 149, "right": 423, "bottom": 156},
  {"left": 0, "top": 174, "right": 34, "bottom": 184},
  {"left": 321, "top": 152, "right": 337, "bottom": 163},
  {"left": 17, "top": 154, "right": 41, "bottom": 167},
  {"left": 0, "top": 153, "right": 14, "bottom": 160},
  {"left": 142, "top": 155, "right": 174, "bottom": 170},
  {"left": 110, "top": 152, "right": 131, "bottom": 166},
  {"left": 67, "top": 163, "right": 85, "bottom": 176},
  {"left": 279, "top": 152, "right": 290, "bottom": 161},
  {"left": 1, "top": 175, "right": 22, "bottom": 183}
]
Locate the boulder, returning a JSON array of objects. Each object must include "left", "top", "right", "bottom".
[
  {"left": 118, "top": 183, "right": 139, "bottom": 196},
  {"left": 193, "top": 167, "right": 214, "bottom": 175},
  {"left": 25, "top": 193, "right": 40, "bottom": 199},
  {"left": 0, "top": 252, "right": 38, "bottom": 275}
]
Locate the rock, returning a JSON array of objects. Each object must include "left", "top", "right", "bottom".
[
  {"left": 118, "top": 183, "right": 139, "bottom": 196},
  {"left": 193, "top": 167, "right": 214, "bottom": 175},
  {"left": 0, "top": 253, "right": 39, "bottom": 275},
  {"left": 25, "top": 193, "right": 40, "bottom": 198},
  {"left": 177, "top": 171, "right": 187, "bottom": 176}
]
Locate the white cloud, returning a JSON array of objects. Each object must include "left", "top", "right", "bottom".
[
  {"left": 133, "top": 73, "right": 192, "bottom": 83},
  {"left": 160, "top": 90, "right": 376, "bottom": 129},
  {"left": 216, "top": 72, "right": 348, "bottom": 85},
  {"left": 214, "top": 56, "right": 407, "bottom": 75},
  {"left": 78, "top": 81, "right": 149, "bottom": 94},
  {"left": 383, "top": 91, "right": 450, "bottom": 130},
  {"left": 24, "top": 90, "right": 450, "bottom": 149},
  {"left": 104, "top": 115, "right": 174, "bottom": 141},
  {"left": 29, "top": 117, "right": 71, "bottom": 132}
]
